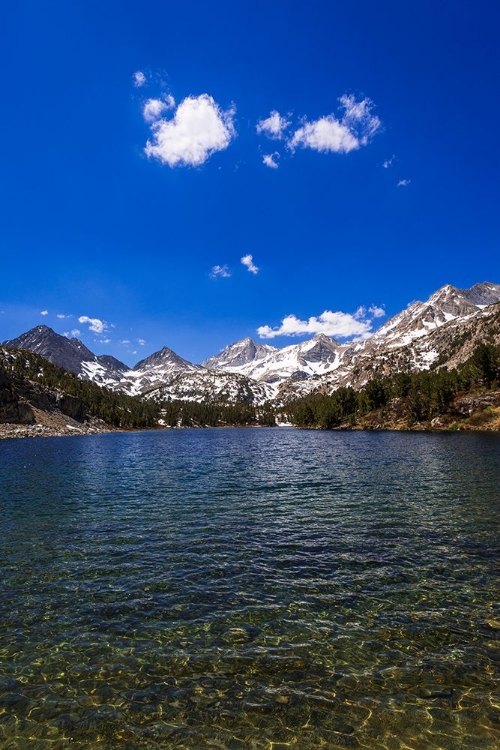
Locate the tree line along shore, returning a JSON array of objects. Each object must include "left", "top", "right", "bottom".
[{"left": 1, "top": 343, "right": 500, "bottom": 439}]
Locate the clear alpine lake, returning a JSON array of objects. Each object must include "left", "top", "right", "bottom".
[{"left": 0, "top": 428, "right": 499, "bottom": 749}]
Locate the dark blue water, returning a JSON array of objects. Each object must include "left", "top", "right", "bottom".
[{"left": 0, "top": 428, "right": 499, "bottom": 748}]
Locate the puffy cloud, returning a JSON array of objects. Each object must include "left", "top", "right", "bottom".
[
  {"left": 56, "top": 313, "right": 71, "bottom": 319},
  {"left": 142, "top": 96, "right": 175, "bottom": 122},
  {"left": 257, "top": 305, "right": 384, "bottom": 340},
  {"left": 256, "top": 110, "right": 290, "bottom": 139},
  {"left": 210, "top": 264, "right": 231, "bottom": 279},
  {"left": 71, "top": 329, "right": 81, "bottom": 337},
  {"left": 289, "top": 95, "right": 380, "bottom": 154},
  {"left": 78, "top": 316, "right": 107, "bottom": 334},
  {"left": 40, "top": 310, "right": 48, "bottom": 316},
  {"left": 137, "top": 338, "right": 146, "bottom": 345},
  {"left": 144, "top": 94, "right": 236, "bottom": 168},
  {"left": 368, "top": 305, "right": 385, "bottom": 318},
  {"left": 133, "top": 71, "right": 146, "bottom": 87},
  {"left": 398, "top": 179, "right": 411, "bottom": 187},
  {"left": 383, "top": 155, "right": 395, "bottom": 168},
  {"left": 241, "top": 254, "right": 258, "bottom": 274},
  {"left": 262, "top": 152, "right": 279, "bottom": 169}
]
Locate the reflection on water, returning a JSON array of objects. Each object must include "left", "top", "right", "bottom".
[{"left": 0, "top": 429, "right": 499, "bottom": 748}]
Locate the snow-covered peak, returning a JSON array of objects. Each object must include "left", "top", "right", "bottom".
[
  {"left": 202, "top": 338, "right": 277, "bottom": 371},
  {"left": 133, "top": 346, "right": 198, "bottom": 373}
]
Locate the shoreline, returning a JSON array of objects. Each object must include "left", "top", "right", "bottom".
[{"left": 2, "top": 421, "right": 500, "bottom": 440}]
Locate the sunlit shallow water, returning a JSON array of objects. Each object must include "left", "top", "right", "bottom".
[{"left": 0, "top": 428, "right": 499, "bottom": 749}]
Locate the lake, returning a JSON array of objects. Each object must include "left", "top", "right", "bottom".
[{"left": 0, "top": 428, "right": 499, "bottom": 748}]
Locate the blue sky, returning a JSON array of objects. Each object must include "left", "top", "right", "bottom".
[{"left": 1, "top": 0, "right": 499, "bottom": 365}]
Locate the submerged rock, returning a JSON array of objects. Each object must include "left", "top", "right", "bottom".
[{"left": 419, "top": 684, "right": 453, "bottom": 698}]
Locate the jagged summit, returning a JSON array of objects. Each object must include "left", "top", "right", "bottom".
[
  {"left": 133, "top": 346, "right": 198, "bottom": 373},
  {"left": 3, "top": 325, "right": 96, "bottom": 375},
  {"left": 201, "top": 337, "right": 276, "bottom": 371}
]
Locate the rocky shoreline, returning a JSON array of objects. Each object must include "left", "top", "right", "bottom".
[{"left": 0, "top": 407, "right": 113, "bottom": 440}]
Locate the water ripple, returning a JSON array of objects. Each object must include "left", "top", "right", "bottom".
[{"left": 0, "top": 429, "right": 499, "bottom": 748}]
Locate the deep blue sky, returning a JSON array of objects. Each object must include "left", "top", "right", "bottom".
[{"left": 1, "top": 0, "right": 499, "bottom": 365}]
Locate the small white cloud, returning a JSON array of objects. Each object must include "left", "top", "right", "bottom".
[
  {"left": 383, "top": 155, "right": 395, "bottom": 168},
  {"left": 368, "top": 305, "right": 385, "bottom": 318},
  {"left": 210, "top": 264, "right": 231, "bottom": 279},
  {"left": 256, "top": 111, "right": 291, "bottom": 139},
  {"left": 137, "top": 338, "right": 146, "bottom": 345},
  {"left": 145, "top": 94, "right": 236, "bottom": 168},
  {"left": 78, "top": 315, "right": 107, "bottom": 334},
  {"left": 57, "top": 313, "right": 72, "bottom": 319},
  {"left": 263, "top": 152, "right": 279, "bottom": 169},
  {"left": 142, "top": 96, "right": 175, "bottom": 123},
  {"left": 100, "top": 338, "right": 111, "bottom": 345},
  {"left": 258, "top": 304, "right": 384, "bottom": 340},
  {"left": 241, "top": 254, "right": 259, "bottom": 274},
  {"left": 289, "top": 95, "right": 380, "bottom": 155},
  {"left": 41, "top": 310, "right": 48, "bottom": 316},
  {"left": 133, "top": 71, "right": 147, "bottom": 87},
  {"left": 398, "top": 179, "right": 411, "bottom": 187},
  {"left": 71, "top": 329, "right": 81, "bottom": 337}
]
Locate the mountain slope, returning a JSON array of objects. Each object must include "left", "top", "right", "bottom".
[
  {"left": 3, "top": 326, "right": 131, "bottom": 389},
  {"left": 277, "top": 287, "right": 500, "bottom": 402},
  {"left": 203, "top": 333, "right": 343, "bottom": 383}
]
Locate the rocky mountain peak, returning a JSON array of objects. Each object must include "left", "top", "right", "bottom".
[
  {"left": 463, "top": 282, "right": 500, "bottom": 307},
  {"left": 133, "top": 346, "right": 198, "bottom": 373},
  {"left": 2, "top": 325, "right": 95, "bottom": 374},
  {"left": 201, "top": 337, "right": 277, "bottom": 370}
]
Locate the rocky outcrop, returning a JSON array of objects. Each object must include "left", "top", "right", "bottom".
[{"left": 0, "top": 354, "right": 89, "bottom": 426}]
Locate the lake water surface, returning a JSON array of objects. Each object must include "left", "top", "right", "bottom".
[{"left": 0, "top": 428, "right": 499, "bottom": 748}]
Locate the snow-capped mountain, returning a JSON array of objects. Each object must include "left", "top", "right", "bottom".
[
  {"left": 3, "top": 282, "right": 500, "bottom": 406},
  {"left": 203, "top": 333, "right": 344, "bottom": 383},
  {"left": 122, "top": 346, "right": 200, "bottom": 395},
  {"left": 141, "top": 370, "right": 274, "bottom": 405},
  {"left": 201, "top": 338, "right": 277, "bottom": 372},
  {"left": 276, "top": 283, "right": 500, "bottom": 401},
  {"left": 1, "top": 328, "right": 274, "bottom": 404},
  {"left": 3, "top": 326, "right": 129, "bottom": 388}
]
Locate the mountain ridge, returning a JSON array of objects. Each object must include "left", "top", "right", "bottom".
[{"left": 3, "top": 281, "right": 500, "bottom": 405}]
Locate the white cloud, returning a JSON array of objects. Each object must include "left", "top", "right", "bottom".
[
  {"left": 257, "top": 305, "right": 384, "bottom": 340},
  {"left": 289, "top": 95, "right": 380, "bottom": 155},
  {"left": 41, "top": 310, "right": 48, "bottom": 316},
  {"left": 256, "top": 111, "right": 290, "bottom": 139},
  {"left": 71, "top": 329, "right": 81, "bottom": 337},
  {"left": 263, "top": 152, "right": 279, "bottom": 169},
  {"left": 368, "top": 305, "right": 385, "bottom": 318},
  {"left": 137, "top": 338, "right": 146, "bottom": 345},
  {"left": 210, "top": 264, "right": 231, "bottom": 279},
  {"left": 383, "top": 155, "right": 395, "bottom": 168},
  {"left": 57, "top": 313, "right": 72, "bottom": 319},
  {"left": 121, "top": 339, "right": 130, "bottom": 345},
  {"left": 78, "top": 316, "right": 107, "bottom": 334},
  {"left": 142, "top": 96, "right": 175, "bottom": 123},
  {"left": 133, "top": 71, "right": 146, "bottom": 87},
  {"left": 241, "top": 254, "right": 259, "bottom": 274},
  {"left": 100, "top": 338, "right": 111, "bottom": 345},
  {"left": 398, "top": 179, "right": 411, "bottom": 187},
  {"left": 144, "top": 94, "right": 236, "bottom": 168}
]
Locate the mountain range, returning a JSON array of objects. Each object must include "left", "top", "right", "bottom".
[{"left": 3, "top": 282, "right": 500, "bottom": 405}]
